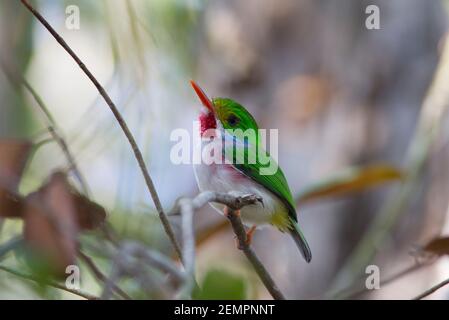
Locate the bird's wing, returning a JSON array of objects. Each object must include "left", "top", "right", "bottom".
[{"left": 223, "top": 135, "right": 298, "bottom": 222}]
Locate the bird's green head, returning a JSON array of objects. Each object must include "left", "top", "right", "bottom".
[
  {"left": 212, "top": 98, "right": 259, "bottom": 132},
  {"left": 190, "top": 81, "right": 259, "bottom": 139}
]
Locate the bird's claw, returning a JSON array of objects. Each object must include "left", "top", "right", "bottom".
[
  {"left": 233, "top": 226, "right": 256, "bottom": 250},
  {"left": 239, "top": 194, "right": 264, "bottom": 208},
  {"left": 245, "top": 226, "right": 257, "bottom": 246}
]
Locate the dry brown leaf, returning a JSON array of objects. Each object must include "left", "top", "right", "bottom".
[
  {"left": 297, "top": 164, "right": 404, "bottom": 204},
  {"left": 22, "top": 171, "right": 107, "bottom": 275},
  {"left": 0, "top": 192, "right": 23, "bottom": 218},
  {"left": 0, "top": 140, "right": 32, "bottom": 217},
  {"left": 73, "top": 193, "right": 106, "bottom": 230},
  {"left": 422, "top": 237, "right": 449, "bottom": 256},
  {"left": 23, "top": 172, "right": 79, "bottom": 275}
]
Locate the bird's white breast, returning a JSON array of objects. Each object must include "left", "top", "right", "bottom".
[{"left": 193, "top": 138, "right": 286, "bottom": 228}]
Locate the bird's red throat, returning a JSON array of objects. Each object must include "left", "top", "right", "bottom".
[{"left": 199, "top": 111, "right": 216, "bottom": 137}]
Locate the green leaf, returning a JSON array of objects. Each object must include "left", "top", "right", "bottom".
[
  {"left": 193, "top": 269, "right": 247, "bottom": 300},
  {"left": 296, "top": 164, "right": 403, "bottom": 204}
]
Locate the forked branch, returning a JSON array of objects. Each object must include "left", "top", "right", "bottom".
[{"left": 173, "top": 191, "right": 286, "bottom": 300}]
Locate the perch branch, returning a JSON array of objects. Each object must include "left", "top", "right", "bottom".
[
  {"left": 20, "top": 0, "right": 182, "bottom": 261},
  {"left": 226, "top": 207, "right": 286, "bottom": 300},
  {"left": 0, "top": 265, "right": 97, "bottom": 300},
  {"left": 172, "top": 191, "right": 286, "bottom": 300}
]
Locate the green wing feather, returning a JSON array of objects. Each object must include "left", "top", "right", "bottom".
[
  {"left": 223, "top": 135, "right": 298, "bottom": 223},
  {"left": 222, "top": 134, "right": 313, "bottom": 262}
]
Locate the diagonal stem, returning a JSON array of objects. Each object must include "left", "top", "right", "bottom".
[
  {"left": 413, "top": 278, "right": 449, "bottom": 300},
  {"left": 0, "top": 265, "right": 97, "bottom": 300},
  {"left": 226, "top": 207, "right": 286, "bottom": 300}
]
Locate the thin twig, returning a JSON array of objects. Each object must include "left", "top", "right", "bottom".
[
  {"left": 178, "top": 198, "right": 197, "bottom": 297},
  {"left": 226, "top": 208, "right": 285, "bottom": 300},
  {"left": 172, "top": 191, "right": 286, "bottom": 300},
  {"left": 413, "top": 278, "right": 449, "bottom": 300},
  {"left": 101, "top": 241, "right": 185, "bottom": 299},
  {"left": 330, "top": 259, "right": 435, "bottom": 299},
  {"left": 120, "top": 242, "right": 185, "bottom": 283},
  {"left": 0, "top": 236, "right": 23, "bottom": 261},
  {"left": 101, "top": 259, "right": 122, "bottom": 300},
  {"left": 0, "top": 265, "right": 97, "bottom": 300},
  {"left": 78, "top": 250, "right": 131, "bottom": 300},
  {"left": 19, "top": 0, "right": 182, "bottom": 261}
]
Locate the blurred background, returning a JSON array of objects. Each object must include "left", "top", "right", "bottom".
[{"left": 1, "top": 0, "right": 449, "bottom": 299}]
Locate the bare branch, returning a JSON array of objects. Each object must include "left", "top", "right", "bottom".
[
  {"left": 330, "top": 259, "right": 436, "bottom": 299},
  {"left": 173, "top": 191, "right": 285, "bottom": 300},
  {"left": 101, "top": 241, "right": 186, "bottom": 299},
  {"left": 226, "top": 207, "right": 285, "bottom": 300},
  {"left": 0, "top": 236, "right": 23, "bottom": 260},
  {"left": 171, "top": 191, "right": 263, "bottom": 215},
  {"left": 19, "top": 0, "right": 182, "bottom": 261},
  {"left": 173, "top": 191, "right": 264, "bottom": 285},
  {"left": 120, "top": 241, "right": 185, "bottom": 283},
  {"left": 178, "top": 198, "right": 197, "bottom": 297},
  {"left": 78, "top": 250, "right": 131, "bottom": 300},
  {"left": 101, "top": 259, "right": 122, "bottom": 300},
  {"left": 0, "top": 265, "right": 97, "bottom": 300}
]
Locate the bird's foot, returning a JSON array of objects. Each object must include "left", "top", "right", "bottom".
[
  {"left": 239, "top": 194, "right": 264, "bottom": 208},
  {"left": 233, "top": 225, "right": 256, "bottom": 249},
  {"left": 223, "top": 206, "right": 240, "bottom": 218},
  {"left": 245, "top": 225, "right": 257, "bottom": 246}
]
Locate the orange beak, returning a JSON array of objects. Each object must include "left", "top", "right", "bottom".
[{"left": 190, "top": 80, "right": 214, "bottom": 112}]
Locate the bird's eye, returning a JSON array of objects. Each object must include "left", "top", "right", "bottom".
[{"left": 227, "top": 114, "right": 239, "bottom": 126}]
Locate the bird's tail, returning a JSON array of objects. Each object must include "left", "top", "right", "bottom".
[{"left": 289, "top": 221, "right": 312, "bottom": 263}]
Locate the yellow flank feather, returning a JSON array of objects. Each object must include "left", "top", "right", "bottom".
[{"left": 270, "top": 209, "right": 292, "bottom": 232}]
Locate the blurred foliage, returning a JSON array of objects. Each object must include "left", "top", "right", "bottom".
[
  {"left": 423, "top": 237, "right": 449, "bottom": 256},
  {"left": 108, "top": 208, "right": 168, "bottom": 248},
  {"left": 0, "top": 1, "right": 36, "bottom": 138},
  {"left": 143, "top": 0, "right": 202, "bottom": 70},
  {"left": 61, "top": 0, "right": 104, "bottom": 23},
  {"left": 194, "top": 269, "right": 247, "bottom": 300},
  {"left": 296, "top": 165, "right": 404, "bottom": 204}
]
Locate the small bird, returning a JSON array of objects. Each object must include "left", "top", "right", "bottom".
[{"left": 190, "top": 81, "right": 312, "bottom": 263}]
